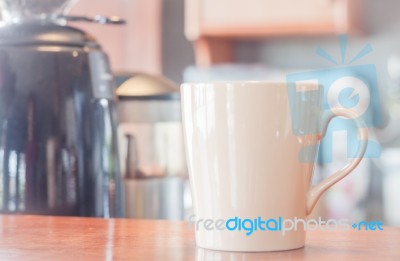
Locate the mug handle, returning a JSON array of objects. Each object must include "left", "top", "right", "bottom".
[{"left": 306, "top": 108, "right": 368, "bottom": 215}]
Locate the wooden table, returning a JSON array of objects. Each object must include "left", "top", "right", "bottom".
[{"left": 0, "top": 215, "right": 398, "bottom": 260}]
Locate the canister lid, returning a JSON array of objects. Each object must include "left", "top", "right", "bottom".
[{"left": 116, "top": 73, "right": 179, "bottom": 100}]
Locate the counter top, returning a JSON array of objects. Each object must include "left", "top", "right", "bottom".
[{"left": 0, "top": 215, "right": 398, "bottom": 260}]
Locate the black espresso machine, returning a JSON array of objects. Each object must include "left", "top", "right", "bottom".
[{"left": 0, "top": 0, "right": 124, "bottom": 217}]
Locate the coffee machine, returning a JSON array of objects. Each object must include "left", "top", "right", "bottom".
[{"left": 0, "top": 0, "right": 124, "bottom": 217}]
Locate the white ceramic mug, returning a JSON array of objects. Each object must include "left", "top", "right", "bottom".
[{"left": 181, "top": 81, "right": 368, "bottom": 252}]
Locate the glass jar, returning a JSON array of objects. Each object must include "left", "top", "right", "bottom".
[{"left": 0, "top": 0, "right": 77, "bottom": 23}]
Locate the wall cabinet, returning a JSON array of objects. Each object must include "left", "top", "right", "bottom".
[{"left": 185, "top": 0, "right": 359, "bottom": 66}]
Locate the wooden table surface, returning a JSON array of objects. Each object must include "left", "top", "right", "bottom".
[{"left": 0, "top": 215, "right": 398, "bottom": 261}]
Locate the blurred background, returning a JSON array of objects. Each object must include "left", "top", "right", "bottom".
[{"left": 1, "top": 0, "right": 400, "bottom": 226}]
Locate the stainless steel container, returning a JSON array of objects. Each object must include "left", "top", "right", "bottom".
[{"left": 117, "top": 73, "right": 187, "bottom": 220}]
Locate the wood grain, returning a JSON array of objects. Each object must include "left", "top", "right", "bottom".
[{"left": 0, "top": 215, "right": 398, "bottom": 261}]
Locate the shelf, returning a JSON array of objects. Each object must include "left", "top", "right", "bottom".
[{"left": 185, "top": 0, "right": 360, "bottom": 66}]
